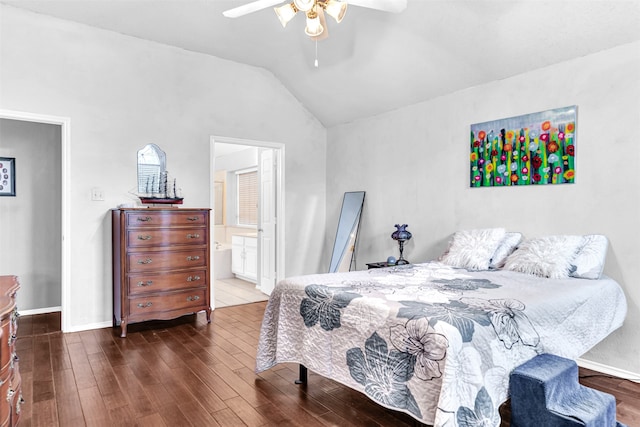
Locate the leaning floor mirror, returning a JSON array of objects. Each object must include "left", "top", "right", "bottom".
[{"left": 329, "top": 191, "right": 366, "bottom": 273}]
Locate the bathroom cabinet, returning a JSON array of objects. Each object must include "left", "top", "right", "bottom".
[{"left": 231, "top": 234, "right": 257, "bottom": 283}]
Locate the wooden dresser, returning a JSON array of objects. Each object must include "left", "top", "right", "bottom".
[
  {"left": 112, "top": 208, "right": 212, "bottom": 337},
  {"left": 0, "top": 275, "right": 23, "bottom": 426}
]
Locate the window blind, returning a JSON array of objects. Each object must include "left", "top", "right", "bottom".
[{"left": 237, "top": 169, "right": 258, "bottom": 226}]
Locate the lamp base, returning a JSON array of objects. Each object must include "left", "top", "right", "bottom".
[{"left": 396, "top": 239, "right": 409, "bottom": 265}]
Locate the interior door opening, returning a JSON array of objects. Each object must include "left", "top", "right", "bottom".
[
  {"left": 0, "top": 109, "right": 70, "bottom": 331},
  {"left": 210, "top": 136, "right": 284, "bottom": 309}
]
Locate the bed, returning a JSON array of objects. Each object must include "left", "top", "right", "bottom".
[{"left": 255, "top": 231, "right": 627, "bottom": 426}]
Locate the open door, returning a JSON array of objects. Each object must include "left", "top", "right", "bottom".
[{"left": 257, "top": 148, "right": 277, "bottom": 295}]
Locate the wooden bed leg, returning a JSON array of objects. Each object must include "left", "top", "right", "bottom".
[{"left": 295, "top": 364, "right": 308, "bottom": 385}]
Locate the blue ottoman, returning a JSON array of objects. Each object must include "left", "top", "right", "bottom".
[{"left": 509, "top": 353, "right": 626, "bottom": 427}]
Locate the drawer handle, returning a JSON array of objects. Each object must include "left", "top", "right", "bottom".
[
  {"left": 136, "top": 280, "right": 153, "bottom": 287},
  {"left": 16, "top": 394, "right": 24, "bottom": 414},
  {"left": 137, "top": 258, "right": 153, "bottom": 265},
  {"left": 187, "top": 216, "right": 199, "bottom": 221},
  {"left": 137, "top": 216, "right": 152, "bottom": 222},
  {"left": 186, "top": 233, "right": 200, "bottom": 239},
  {"left": 187, "top": 275, "right": 201, "bottom": 282},
  {"left": 137, "top": 302, "right": 153, "bottom": 308},
  {"left": 186, "top": 255, "right": 200, "bottom": 261},
  {"left": 137, "top": 235, "right": 152, "bottom": 240},
  {"left": 187, "top": 295, "right": 200, "bottom": 302}
]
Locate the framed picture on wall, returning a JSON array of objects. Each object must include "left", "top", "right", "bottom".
[
  {"left": 470, "top": 106, "right": 577, "bottom": 188},
  {"left": 0, "top": 157, "right": 16, "bottom": 196}
]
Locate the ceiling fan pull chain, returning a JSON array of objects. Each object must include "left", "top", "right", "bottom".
[{"left": 314, "top": 40, "right": 319, "bottom": 67}]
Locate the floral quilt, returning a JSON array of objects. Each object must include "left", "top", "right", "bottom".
[{"left": 255, "top": 262, "right": 627, "bottom": 427}]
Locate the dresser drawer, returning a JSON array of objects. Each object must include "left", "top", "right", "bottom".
[
  {"left": 126, "top": 211, "right": 207, "bottom": 228},
  {"left": 128, "top": 270, "right": 207, "bottom": 295},
  {"left": 127, "top": 228, "right": 207, "bottom": 248},
  {"left": 128, "top": 249, "right": 207, "bottom": 272},
  {"left": 129, "top": 289, "right": 207, "bottom": 316}
]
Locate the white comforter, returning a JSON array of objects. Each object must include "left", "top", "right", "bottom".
[{"left": 255, "top": 262, "right": 627, "bottom": 426}]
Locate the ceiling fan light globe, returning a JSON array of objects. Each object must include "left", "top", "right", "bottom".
[
  {"left": 274, "top": 3, "right": 297, "bottom": 27},
  {"left": 304, "top": 13, "right": 324, "bottom": 37},
  {"left": 323, "top": 0, "right": 347, "bottom": 23},
  {"left": 293, "top": 0, "right": 315, "bottom": 12}
]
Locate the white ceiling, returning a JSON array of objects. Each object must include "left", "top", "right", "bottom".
[{"left": 3, "top": 0, "right": 640, "bottom": 127}]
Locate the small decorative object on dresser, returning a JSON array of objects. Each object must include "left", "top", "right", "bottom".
[
  {"left": 0, "top": 275, "right": 23, "bottom": 426},
  {"left": 391, "top": 223, "right": 412, "bottom": 265},
  {"left": 112, "top": 208, "right": 212, "bottom": 337},
  {"left": 136, "top": 144, "right": 184, "bottom": 205}
]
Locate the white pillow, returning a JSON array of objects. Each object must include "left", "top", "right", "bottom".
[
  {"left": 570, "top": 235, "right": 608, "bottom": 279},
  {"left": 489, "top": 232, "right": 523, "bottom": 269},
  {"left": 440, "top": 228, "right": 506, "bottom": 270},
  {"left": 503, "top": 235, "right": 584, "bottom": 278}
]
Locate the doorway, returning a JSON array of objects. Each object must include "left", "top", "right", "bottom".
[
  {"left": 0, "top": 109, "right": 70, "bottom": 331},
  {"left": 210, "top": 136, "right": 285, "bottom": 308}
]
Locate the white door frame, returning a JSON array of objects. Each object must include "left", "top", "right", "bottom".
[
  {"left": 0, "top": 109, "right": 71, "bottom": 332},
  {"left": 210, "top": 136, "right": 285, "bottom": 304}
]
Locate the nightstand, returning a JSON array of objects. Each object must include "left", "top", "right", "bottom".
[{"left": 366, "top": 262, "right": 393, "bottom": 269}]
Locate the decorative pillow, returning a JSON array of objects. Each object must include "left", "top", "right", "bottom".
[
  {"left": 489, "top": 232, "right": 523, "bottom": 269},
  {"left": 439, "top": 228, "right": 506, "bottom": 270},
  {"left": 569, "top": 235, "right": 608, "bottom": 279},
  {"left": 503, "top": 235, "right": 584, "bottom": 279}
]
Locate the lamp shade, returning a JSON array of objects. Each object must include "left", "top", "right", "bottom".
[
  {"left": 293, "top": 0, "right": 315, "bottom": 12},
  {"left": 274, "top": 3, "right": 297, "bottom": 27},
  {"left": 304, "top": 9, "right": 324, "bottom": 37},
  {"left": 324, "top": 0, "right": 347, "bottom": 23}
]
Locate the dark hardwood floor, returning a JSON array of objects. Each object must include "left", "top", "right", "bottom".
[{"left": 16, "top": 303, "right": 640, "bottom": 426}]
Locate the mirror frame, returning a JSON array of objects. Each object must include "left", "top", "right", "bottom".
[
  {"left": 137, "top": 143, "right": 166, "bottom": 195},
  {"left": 329, "top": 191, "right": 366, "bottom": 273}
]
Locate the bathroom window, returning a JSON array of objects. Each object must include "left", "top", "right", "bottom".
[{"left": 236, "top": 168, "right": 258, "bottom": 226}]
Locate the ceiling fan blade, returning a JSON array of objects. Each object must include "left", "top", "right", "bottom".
[
  {"left": 347, "top": 0, "right": 407, "bottom": 13},
  {"left": 222, "top": 0, "right": 285, "bottom": 18}
]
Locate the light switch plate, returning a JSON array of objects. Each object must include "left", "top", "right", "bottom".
[{"left": 91, "top": 188, "right": 104, "bottom": 201}]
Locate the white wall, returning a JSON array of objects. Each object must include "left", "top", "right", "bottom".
[
  {"left": 327, "top": 41, "right": 640, "bottom": 374},
  {"left": 0, "top": 6, "right": 327, "bottom": 329},
  {"left": 0, "top": 119, "right": 62, "bottom": 310}
]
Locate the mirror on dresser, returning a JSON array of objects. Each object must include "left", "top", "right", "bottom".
[{"left": 137, "top": 143, "right": 166, "bottom": 196}]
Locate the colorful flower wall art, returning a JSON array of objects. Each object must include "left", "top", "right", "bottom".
[{"left": 470, "top": 106, "right": 577, "bottom": 187}]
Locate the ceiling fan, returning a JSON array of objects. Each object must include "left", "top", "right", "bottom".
[{"left": 222, "top": 0, "right": 407, "bottom": 41}]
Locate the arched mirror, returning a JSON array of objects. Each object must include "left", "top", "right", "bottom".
[
  {"left": 137, "top": 144, "right": 166, "bottom": 195},
  {"left": 329, "top": 191, "right": 366, "bottom": 273}
]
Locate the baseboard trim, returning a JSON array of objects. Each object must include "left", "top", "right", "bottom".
[
  {"left": 18, "top": 306, "right": 62, "bottom": 316},
  {"left": 16, "top": 306, "right": 112, "bottom": 332},
  {"left": 64, "top": 321, "right": 113, "bottom": 333},
  {"left": 577, "top": 357, "right": 640, "bottom": 383}
]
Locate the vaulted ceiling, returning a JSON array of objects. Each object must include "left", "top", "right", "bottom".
[{"left": 3, "top": 0, "right": 639, "bottom": 127}]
